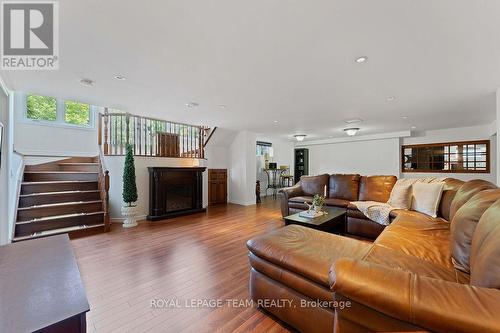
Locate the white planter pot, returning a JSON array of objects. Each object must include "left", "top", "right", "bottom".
[{"left": 121, "top": 205, "right": 139, "bottom": 228}]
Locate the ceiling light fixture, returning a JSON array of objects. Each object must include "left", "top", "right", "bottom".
[
  {"left": 401, "top": 115, "right": 408, "bottom": 120},
  {"left": 79, "top": 78, "right": 94, "bottom": 87},
  {"left": 386, "top": 96, "right": 396, "bottom": 101},
  {"left": 294, "top": 134, "right": 307, "bottom": 142},
  {"left": 343, "top": 128, "right": 360, "bottom": 136},
  {"left": 411, "top": 126, "right": 417, "bottom": 130},
  {"left": 186, "top": 102, "right": 199, "bottom": 108},
  {"left": 355, "top": 56, "right": 368, "bottom": 63},
  {"left": 273, "top": 120, "right": 279, "bottom": 123},
  {"left": 217, "top": 104, "right": 227, "bottom": 108},
  {"left": 344, "top": 118, "right": 363, "bottom": 124},
  {"left": 114, "top": 75, "right": 126, "bottom": 81}
]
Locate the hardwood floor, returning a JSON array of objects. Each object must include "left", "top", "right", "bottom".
[{"left": 71, "top": 198, "right": 294, "bottom": 333}]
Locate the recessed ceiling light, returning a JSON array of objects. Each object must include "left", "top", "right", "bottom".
[
  {"left": 273, "top": 120, "right": 279, "bottom": 123},
  {"left": 114, "top": 75, "right": 126, "bottom": 81},
  {"left": 294, "top": 134, "right": 306, "bottom": 142},
  {"left": 411, "top": 126, "right": 417, "bottom": 130},
  {"left": 186, "top": 102, "right": 199, "bottom": 108},
  {"left": 217, "top": 104, "right": 227, "bottom": 108},
  {"left": 343, "top": 128, "right": 360, "bottom": 136},
  {"left": 355, "top": 56, "right": 368, "bottom": 63},
  {"left": 344, "top": 118, "right": 363, "bottom": 124},
  {"left": 401, "top": 115, "right": 408, "bottom": 120},
  {"left": 386, "top": 96, "right": 396, "bottom": 101},
  {"left": 79, "top": 78, "right": 94, "bottom": 87}
]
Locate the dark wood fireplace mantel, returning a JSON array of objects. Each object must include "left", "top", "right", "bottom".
[{"left": 147, "top": 167, "right": 206, "bottom": 221}]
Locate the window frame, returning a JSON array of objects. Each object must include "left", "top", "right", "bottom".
[
  {"left": 401, "top": 140, "right": 490, "bottom": 174},
  {"left": 20, "top": 92, "right": 96, "bottom": 130}
]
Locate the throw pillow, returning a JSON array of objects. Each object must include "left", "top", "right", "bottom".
[
  {"left": 411, "top": 182, "right": 445, "bottom": 217},
  {"left": 388, "top": 183, "right": 413, "bottom": 209}
]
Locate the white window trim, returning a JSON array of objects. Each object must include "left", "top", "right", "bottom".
[{"left": 19, "top": 92, "right": 97, "bottom": 130}]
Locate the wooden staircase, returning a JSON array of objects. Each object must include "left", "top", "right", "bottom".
[{"left": 13, "top": 156, "right": 110, "bottom": 242}]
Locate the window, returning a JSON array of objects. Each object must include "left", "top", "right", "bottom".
[
  {"left": 402, "top": 140, "right": 490, "bottom": 173},
  {"left": 26, "top": 94, "right": 57, "bottom": 121},
  {"left": 24, "top": 93, "right": 95, "bottom": 128},
  {"left": 256, "top": 141, "right": 272, "bottom": 156},
  {"left": 65, "top": 100, "right": 90, "bottom": 125}
]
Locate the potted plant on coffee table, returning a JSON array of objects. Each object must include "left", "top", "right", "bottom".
[{"left": 121, "top": 144, "right": 139, "bottom": 228}]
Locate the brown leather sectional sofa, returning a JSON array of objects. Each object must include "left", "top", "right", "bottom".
[
  {"left": 281, "top": 174, "right": 399, "bottom": 239},
  {"left": 248, "top": 178, "right": 500, "bottom": 332}
]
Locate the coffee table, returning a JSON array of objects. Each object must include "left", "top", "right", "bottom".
[{"left": 284, "top": 206, "right": 347, "bottom": 234}]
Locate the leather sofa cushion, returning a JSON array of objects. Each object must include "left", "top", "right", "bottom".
[
  {"left": 470, "top": 199, "right": 500, "bottom": 289},
  {"left": 247, "top": 225, "right": 371, "bottom": 287},
  {"left": 439, "top": 178, "right": 465, "bottom": 220},
  {"left": 374, "top": 212, "right": 453, "bottom": 268},
  {"left": 449, "top": 179, "right": 496, "bottom": 221},
  {"left": 365, "top": 245, "right": 469, "bottom": 284},
  {"left": 359, "top": 176, "right": 397, "bottom": 202},
  {"left": 347, "top": 209, "right": 367, "bottom": 220},
  {"left": 329, "top": 174, "right": 360, "bottom": 201},
  {"left": 450, "top": 189, "right": 500, "bottom": 273},
  {"left": 300, "top": 174, "right": 329, "bottom": 196},
  {"left": 324, "top": 198, "right": 350, "bottom": 208},
  {"left": 288, "top": 196, "right": 312, "bottom": 210},
  {"left": 346, "top": 217, "right": 385, "bottom": 239}
]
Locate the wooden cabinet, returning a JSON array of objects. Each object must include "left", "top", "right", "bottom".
[{"left": 208, "top": 169, "right": 227, "bottom": 205}]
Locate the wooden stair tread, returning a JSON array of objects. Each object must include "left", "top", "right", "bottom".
[
  {"left": 20, "top": 190, "right": 100, "bottom": 197},
  {"left": 16, "top": 211, "right": 105, "bottom": 224},
  {"left": 12, "top": 223, "right": 106, "bottom": 242},
  {"left": 22, "top": 180, "right": 97, "bottom": 184},
  {"left": 17, "top": 200, "right": 103, "bottom": 211},
  {"left": 24, "top": 171, "right": 98, "bottom": 174},
  {"left": 57, "top": 163, "right": 99, "bottom": 165}
]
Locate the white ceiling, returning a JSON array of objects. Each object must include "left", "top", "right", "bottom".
[{"left": 2, "top": 0, "right": 500, "bottom": 141}]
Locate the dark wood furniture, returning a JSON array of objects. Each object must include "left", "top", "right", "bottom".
[
  {"left": 0, "top": 234, "right": 89, "bottom": 332},
  {"left": 284, "top": 206, "right": 346, "bottom": 234},
  {"left": 156, "top": 132, "right": 180, "bottom": 157},
  {"left": 147, "top": 167, "right": 206, "bottom": 220},
  {"left": 294, "top": 148, "right": 309, "bottom": 183},
  {"left": 208, "top": 169, "right": 227, "bottom": 205}
]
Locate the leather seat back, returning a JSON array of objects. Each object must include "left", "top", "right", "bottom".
[
  {"left": 450, "top": 188, "right": 500, "bottom": 273},
  {"left": 438, "top": 178, "right": 464, "bottom": 221},
  {"left": 449, "top": 179, "right": 497, "bottom": 221},
  {"left": 470, "top": 199, "right": 500, "bottom": 289},
  {"left": 299, "top": 174, "right": 329, "bottom": 196},
  {"left": 329, "top": 174, "right": 361, "bottom": 201},
  {"left": 358, "top": 175, "right": 397, "bottom": 202}
]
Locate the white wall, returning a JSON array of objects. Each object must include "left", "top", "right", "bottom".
[
  {"left": 402, "top": 124, "right": 497, "bottom": 183},
  {"left": 13, "top": 92, "right": 98, "bottom": 156},
  {"left": 228, "top": 131, "right": 257, "bottom": 205},
  {"left": 300, "top": 124, "right": 497, "bottom": 184},
  {"left": 303, "top": 138, "right": 400, "bottom": 176},
  {"left": 0, "top": 82, "right": 10, "bottom": 244}
]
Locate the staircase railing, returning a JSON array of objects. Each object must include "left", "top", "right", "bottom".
[
  {"left": 97, "top": 146, "right": 110, "bottom": 231},
  {"left": 98, "top": 109, "right": 213, "bottom": 158}
]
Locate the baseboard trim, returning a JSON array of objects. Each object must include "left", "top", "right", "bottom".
[
  {"left": 110, "top": 215, "right": 147, "bottom": 223},
  {"left": 15, "top": 148, "right": 98, "bottom": 157}
]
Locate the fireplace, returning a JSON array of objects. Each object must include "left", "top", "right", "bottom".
[{"left": 147, "top": 167, "right": 206, "bottom": 220}]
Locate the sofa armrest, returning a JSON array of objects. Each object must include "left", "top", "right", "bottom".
[
  {"left": 279, "top": 183, "right": 303, "bottom": 217},
  {"left": 330, "top": 258, "right": 500, "bottom": 333}
]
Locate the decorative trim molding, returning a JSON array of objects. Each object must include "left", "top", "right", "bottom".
[{"left": 295, "top": 131, "right": 411, "bottom": 147}]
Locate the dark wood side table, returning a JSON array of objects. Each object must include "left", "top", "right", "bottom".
[
  {"left": 284, "top": 206, "right": 347, "bottom": 234},
  {"left": 0, "top": 234, "right": 89, "bottom": 333}
]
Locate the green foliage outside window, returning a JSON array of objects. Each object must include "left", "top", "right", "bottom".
[
  {"left": 27, "top": 94, "right": 57, "bottom": 121},
  {"left": 65, "top": 100, "right": 90, "bottom": 125}
]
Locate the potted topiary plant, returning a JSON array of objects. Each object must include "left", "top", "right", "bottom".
[{"left": 121, "top": 144, "right": 138, "bottom": 228}]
